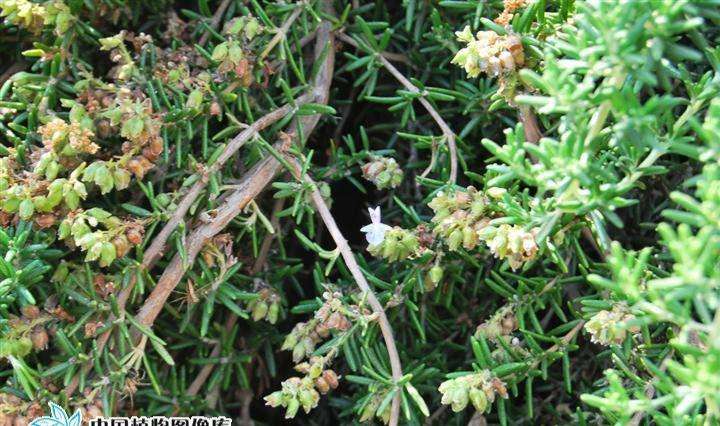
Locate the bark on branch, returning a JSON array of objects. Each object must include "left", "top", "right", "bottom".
[
  {"left": 64, "top": 7, "right": 331, "bottom": 399},
  {"left": 132, "top": 10, "right": 335, "bottom": 333}
]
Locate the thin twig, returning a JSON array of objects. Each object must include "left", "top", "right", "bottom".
[
  {"left": 530, "top": 320, "right": 585, "bottom": 370},
  {"left": 0, "top": 62, "right": 25, "bottom": 87},
  {"left": 198, "top": 0, "right": 232, "bottom": 46},
  {"left": 337, "top": 32, "right": 459, "bottom": 184},
  {"left": 628, "top": 353, "right": 671, "bottom": 426},
  {"left": 259, "top": 4, "right": 304, "bottom": 60},
  {"left": 291, "top": 163, "right": 403, "bottom": 426},
  {"left": 425, "top": 404, "right": 448, "bottom": 426},
  {"left": 134, "top": 142, "right": 284, "bottom": 329}
]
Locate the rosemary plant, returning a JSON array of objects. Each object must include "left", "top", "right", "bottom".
[{"left": 1, "top": 0, "right": 719, "bottom": 425}]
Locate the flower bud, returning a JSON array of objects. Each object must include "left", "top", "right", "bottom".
[
  {"left": 429, "top": 265, "right": 444, "bottom": 285},
  {"left": 252, "top": 301, "right": 268, "bottom": 322},
  {"left": 292, "top": 343, "right": 306, "bottom": 363},
  {"left": 469, "top": 388, "right": 487, "bottom": 413},
  {"left": 22, "top": 305, "right": 40, "bottom": 320},
  {"left": 298, "top": 388, "right": 319, "bottom": 413},
  {"left": 267, "top": 301, "right": 279, "bottom": 324},
  {"left": 322, "top": 370, "right": 339, "bottom": 389},
  {"left": 281, "top": 332, "right": 297, "bottom": 351},
  {"left": 362, "top": 157, "right": 404, "bottom": 189},
  {"left": 448, "top": 229, "right": 463, "bottom": 251},
  {"left": 314, "top": 377, "right": 329, "bottom": 394},
  {"left": 264, "top": 391, "right": 283, "bottom": 407},
  {"left": 462, "top": 226, "right": 478, "bottom": 249},
  {"left": 31, "top": 327, "right": 49, "bottom": 350},
  {"left": 308, "top": 362, "right": 323, "bottom": 379},
  {"left": 284, "top": 398, "right": 300, "bottom": 419},
  {"left": 486, "top": 187, "right": 506, "bottom": 199}
]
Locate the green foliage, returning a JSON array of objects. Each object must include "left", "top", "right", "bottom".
[{"left": 0, "top": 0, "right": 719, "bottom": 425}]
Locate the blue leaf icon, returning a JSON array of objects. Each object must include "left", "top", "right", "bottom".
[
  {"left": 29, "top": 403, "right": 83, "bottom": 426},
  {"left": 49, "top": 403, "right": 67, "bottom": 423},
  {"left": 67, "top": 410, "right": 82, "bottom": 426}
]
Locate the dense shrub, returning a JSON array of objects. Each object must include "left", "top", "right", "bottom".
[{"left": 1, "top": 0, "right": 719, "bottom": 425}]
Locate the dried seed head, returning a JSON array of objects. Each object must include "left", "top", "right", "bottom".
[
  {"left": 585, "top": 303, "right": 640, "bottom": 345},
  {"left": 84, "top": 321, "right": 104, "bottom": 338},
  {"left": 495, "top": 0, "right": 527, "bottom": 26},
  {"left": 314, "top": 377, "right": 329, "bottom": 394},
  {"left": 26, "top": 402, "right": 44, "bottom": 419},
  {"left": 361, "top": 157, "right": 404, "bottom": 189},
  {"left": 209, "top": 101, "right": 222, "bottom": 116},
  {"left": 112, "top": 235, "right": 131, "bottom": 258},
  {"left": 452, "top": 27, "right": 525, "bottom": 78},
  {"left": 30, "top": 327, "right": 49, "bottom": 350},
  {"left": 21, "top": 305, "right": 40, "bottom": 320},
  {"left": 126, "top": 227, "right": 143, "bottom": 245},
  {"left": 322, "top": 369, "right": 339, "bottom": 389}
]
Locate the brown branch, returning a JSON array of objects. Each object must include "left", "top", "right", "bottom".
[
  {"left": 518, "top": 104, "right": 542, "bottom": 144},
  {"left": 132, "top": 8, "right": 335, "bottom": 336},
  {"left": 64, "top": 5, "right": 334, "bottom": 400},
  {"left": 259, "top": 4, "right": 304, "bottom": 60},
  {"left": 338, "top": 32, "right": 459, "bottom": 184},
  {"left": 0, "top": 62, "right": 25, "bottom": 87},
  {"left": 290, "top": 164, "right": 403, "bottom": 426},
  {"left": 64, "top": 71, "right": 311, "bottom": 402},
  {"left": 142, "top": 99, "right": 308, "bottom": 268},
  {"left": 134, "top": 150, "right": 282, "bottom": 329},
  {"left": 198, "top": 0, "right": 232, "bottom": 46},
  {"left": 186, "top": 198, "right": 284, "bottom": 397}
]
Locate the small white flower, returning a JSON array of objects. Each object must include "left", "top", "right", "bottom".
[{"left": 360, "top": 206, "right": 391, "bottom": 246}]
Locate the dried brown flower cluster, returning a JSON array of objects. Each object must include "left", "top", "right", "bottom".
[
  {"left": 429, "top": 186, "right": 492, "bottom": 251},
  {"left": 475, "top": 305, "right": 518, "bottom": 340},
  {"left": 0, "top": 394, "right": 44, "bottom": 426},
  {"left": 584, "top": 303, "right": 640, "bottom": 346},
  {"left": 281, "top": 291, "right": 357, "bottom": 362},
  {"left": 71, "top": 390, "right": 105, "bottom": 420},
  {"left": 361, "top": 156, "right": 404, "bottom": 189},
  {"left": 39, "top": 118, "right": 99, "bottom": 155},
  {"left": 264, "top": 357, "right": 340, "bottom": 419},
  {"left": 438, "top": 370, "right": 508, "bottom": 413},
  {"left": 429, "top": 187, "right": 539, "bottom": 270},
  {"left": 248, "top": 287, "right": 281, "bottom": 324},
  {"left": 451, "top": 26, "right": 524, "bottom": 78},
  {"left": 495, "top": 0, "right": 527, "bottom": 26}
]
